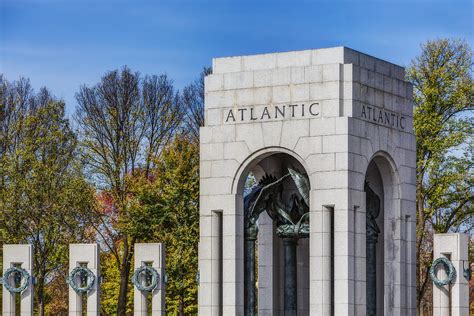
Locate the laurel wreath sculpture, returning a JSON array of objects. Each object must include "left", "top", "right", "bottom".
[
  {"left": 276, "top": 212, "right": 310, "bottom": 238},
  {"left": 0, "top": 267, "right": 31, "bottom": 294},
  {"left": 67, "top": 266, "right": 96, "bottom": 294},
  {"left": 132, "top": 266, "right": 160, "bottom": 292},
  {"left": 429, "top": 257, "right": 456, "bottom": 287}
]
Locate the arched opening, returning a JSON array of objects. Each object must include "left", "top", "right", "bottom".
[
  {"left": 364, "top": 152, "right": 400, "bottom": 316},
  {"left": 236, "top": 151, "right": 310, "bottom": 315},
  {"left": 365, "top": 160, "right": 385, "bottom": 315}
]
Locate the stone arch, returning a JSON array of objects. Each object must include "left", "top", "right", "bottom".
[
  {"left": 364, "top": 150, "right": 401, "bottom": 315},
  {"left": 232, "top": 146, "right": 311, "bottom": 196},
  {"left": 232, "top": 146, "right": 312, "bottom": 315},
  {"left": 368, "top": 150, "right": 401, "bottom": 215}
]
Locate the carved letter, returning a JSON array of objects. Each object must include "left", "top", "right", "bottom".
[
  {"left": 384, "top": 112, "right": 390, "bottom": 125},
  {"left": 378, "top": 110, "right": 383, "bottom": 123},
  {"left": 261, "top": 107, "right": 271, "bottom": 120},
  {"left": 309, "top": 103, "right": 319, "bottom": 116},
  {"left": 361, "top": 105, "right": 367, "bottom": 119},
  {"left": 288, "top": 104, "right": 297, "bottom": 117},
  {"left": 250, "top": 108, "right": 257, "bottom": 120},
  {"left": 400, "top": 116, "right": 406, "bottom": 129},
  {"left": 225, "top": 110, "right": 236, "bottom": 122},
  {"left": 238, "top": 108, "right": 247, "bottom": 121},
  {"left": 275, "top": 105, "right": 286, "bottom": 118}
]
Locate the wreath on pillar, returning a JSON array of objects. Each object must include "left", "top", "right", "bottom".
[
  {"left": 0, "top": 267, "right": 31, "bottom": 294},
  {"left": 67, "top": 266, "right": 96, "bottom": 293},
  {"left": 132, "top": 266, "right": 160, "bottom": 292},
  {"left": 429, "top": 257, "right": 456, "bottom": 287}
]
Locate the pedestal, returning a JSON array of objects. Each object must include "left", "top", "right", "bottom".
[
  {"left": 133, "top": 243, "right": 166, "bottom": 316},
  {"left": 68, "top": 244, "right": 100, "bottom": 316},
  {"left": 2, "top": 244, "right": 33, "bottom": 315},
  {"left": 433, "top": 233, "right": 469, "bottom": 316}
]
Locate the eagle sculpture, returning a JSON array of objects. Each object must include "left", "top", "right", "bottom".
[{"left": 243, "top": 168, "right": 310, "bottom": 239}]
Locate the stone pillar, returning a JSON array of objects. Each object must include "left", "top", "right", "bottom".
[
  {"left": 211, "top": 211, "right": 223, "bottom": 315},
  {"left": 310, "top": 205, "right": 333, "bottom": 314},
  {"left": 283, "top": 238, "right": 298, "bottom": 315},
  {"left": 2, "top": 244, "right": 33, "bottom": 316},
  {"left": 405, "top": 215, "right": 417, "bottom": 313},
  {"left": 134, "top": 243, "right": 166, "bottom": 316},
  {"left": 433, "top": 233, "right": 469, "bottom": 316},
  {"left": 244, "top": 228, "right": 257, "bottom": 316},
  {"left": 258, "top": 213, "right": 278, "bottom": 315},
  {"left": 297, "top": 237, "right": 310, "bottom": 315},
  {"left": 69, "top": 244, "right": 100, "bottom": 316},
  {"left": 353, "top": 202, "right": 367, "bottom": 316}
]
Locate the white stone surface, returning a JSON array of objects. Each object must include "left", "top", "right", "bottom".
[
  {"left": 69, "top": 243, "right": 100, "bottom": 316},
  {"left": 433, "top": 234, "right": 469, "bottom": 316},
  {"left": 199, "top": 47, "right": 415, "bottom": 315},
  {"left": 133, "top": 243, "right": 166, "bottom": 316},
  {"left": 2, "top": 244, "right": 33, "bottom": 316}
]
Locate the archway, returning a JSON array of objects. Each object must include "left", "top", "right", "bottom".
[
  {"left": 364, "top": 152, "right": 400, "bottom": 315},
  {"left": 236, "top": 151, "right": 311, "bottom": 315}
]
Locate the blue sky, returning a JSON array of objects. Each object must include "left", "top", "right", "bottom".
[{"left": 1, "top": 0, "right": 472, "bottom": 116}]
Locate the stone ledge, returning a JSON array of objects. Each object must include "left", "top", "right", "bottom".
[{"left": 212, "top": 47, "right": 406, "bottom": 81}]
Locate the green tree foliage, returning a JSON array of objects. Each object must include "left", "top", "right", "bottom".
[
  {"left": 131, "top": 136, "right": 199, "bottom": 314},
  {"left": 0, "top": 76, "right": 95, "bottom": 315},
  {"left": 407, "top": 38, "right": 473, "bottom": 313},
  {"left": 100, "top": 249, "right": 133, "bottom": 314},
  {"left": 43, "top": 264, "right": 69, "bottom": 314},
  {"left": 75, "top": 67, "right": 182, "bottom": 315}
]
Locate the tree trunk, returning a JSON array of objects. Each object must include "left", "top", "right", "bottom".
[
  {"left": 416, "top": 187, "right": 426, "bottom": 312},
  {"left": 37, "top": 275, "right": 45, "bottom": 316},
  {"left": 117, "top": 240, "right": 133, "bottom": 316},
  {"left": 179, "top": 293, "right": 184, "bottom": 316}
]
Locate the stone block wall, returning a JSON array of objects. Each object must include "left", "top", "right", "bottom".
[{"left": 199, "top": 47, "right": 416, "bottom": 315}]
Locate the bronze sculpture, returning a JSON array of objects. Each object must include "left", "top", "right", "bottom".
[{"left": 243, "top": 168, "right": 310, "bottom": 316}]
